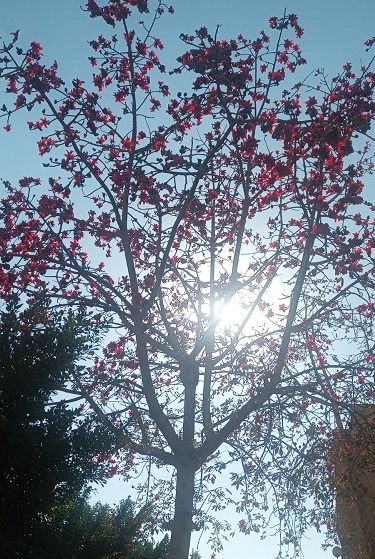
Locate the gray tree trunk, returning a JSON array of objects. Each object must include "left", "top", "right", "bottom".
[{"left": 168, "top": 463, "right": 196, "bottom": 559}]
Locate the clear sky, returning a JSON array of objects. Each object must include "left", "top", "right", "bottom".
[{"left": 1, "top": 1, "right": 375, "bottom": 558}]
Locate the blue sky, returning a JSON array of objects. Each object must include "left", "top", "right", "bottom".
[
  {"left": 2, "top": 0, "right": 375, "bottom": 81},
  {"left": 1, "top": 1, "right": 375, "bottom": 558}
]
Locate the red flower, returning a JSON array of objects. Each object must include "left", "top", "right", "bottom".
[{"left": 120, "top": 138, "right": 134, "bottom": 151}]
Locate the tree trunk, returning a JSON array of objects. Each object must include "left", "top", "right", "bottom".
[{"left": 168, "top": 463, "right": 196, "bottom": 559}]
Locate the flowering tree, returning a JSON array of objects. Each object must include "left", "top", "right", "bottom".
[{"left": 1, "top": 2, "right": 375, "bottom": 557}]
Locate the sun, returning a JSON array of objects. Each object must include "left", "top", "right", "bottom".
[{"left": 214, "top": 277, "right": 286, "bottom": 335}]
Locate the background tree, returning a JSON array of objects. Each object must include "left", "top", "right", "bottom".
[
  {"left": 1, "top": 2, "right": 375, "bottom": 558},
  {"left": 0, "top": 302, "right": 118, "bottom": 558},
  {"left": 40, "top": 495, "right": 170, "bottom": 559},
  {"left": 331, "top": 405, "right": 375, "bottom": 559}
]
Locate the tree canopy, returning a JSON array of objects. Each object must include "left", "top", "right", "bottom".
[
  {"left": 35, "top": 494, "right": 169, "bottom": 559},
  {"left": 0, "top": 303, "right": 117, "bottom": 557},
  {"left": 1, "top": 2, "right": 375, "bottom": 558}
]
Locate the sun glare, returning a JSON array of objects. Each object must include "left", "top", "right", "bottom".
[{"left": 212, "top": 277, "right": 286, "bottom": 335}]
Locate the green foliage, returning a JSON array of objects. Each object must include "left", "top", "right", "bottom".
[
  {"left": 0, "top": 302, "right": 117, "bottom": 557},
  {"left": 33, "top": 495, "right": 169, "bottom": 559}
]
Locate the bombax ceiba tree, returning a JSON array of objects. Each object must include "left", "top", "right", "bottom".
[{"left": 1, "top": 2, "right": 375, "bottom": 557}]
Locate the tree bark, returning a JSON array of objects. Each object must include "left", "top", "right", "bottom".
[{"left": 168, "top": 463, "right": 196, "bottom": 559}]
